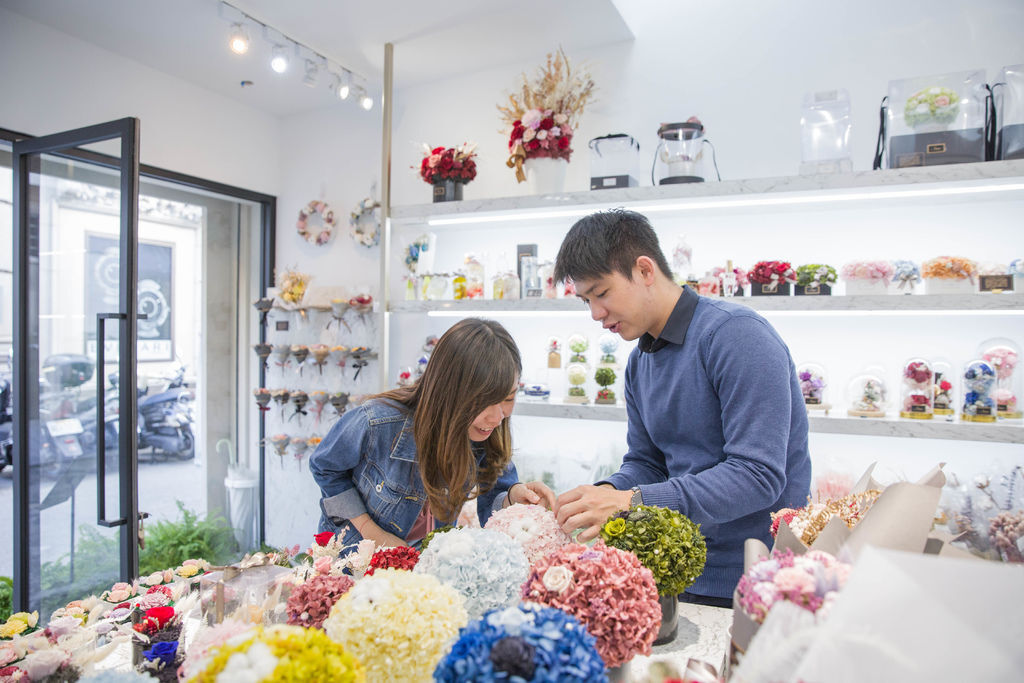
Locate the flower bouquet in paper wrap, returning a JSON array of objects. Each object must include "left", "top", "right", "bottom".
[
  {"left": 184, "top": 623, "right": 364, "bottom": 682},
  {"left": 199, "top": 554, "right": 293, "bottom": 626},
  {"left": 522, "top": 540, "right": 661, "bottom": 669},
  {"left": 483, "top": 503, "right": 571, "bottom": 565},
  {"left": 940, "top": 466, "right": 1024, "bottom": 563},
  {"left": 323, "top": 568, "right": 468, "bottom": 683},
  {"left": 731, "top": 462, "right": 948, "bottom": 659},
  {"left": 414, "top": 527, "right": 529, "bottom": 619},
  {"left": 498, "top": 47, "right": 596, "bottom": 183},
  {"left": 432, "top": 602, "right": 607, "bottom": 682},
  {"left": 274, "top": 268, "right": 310, "bottom": 307}
]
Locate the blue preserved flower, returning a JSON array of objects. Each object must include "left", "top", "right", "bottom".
[
  {"left": 142, "top": 640, "right": 178, "bottom": 666},
  {"left": 433, "top": 603, "right": 606, "bottom": 682}
]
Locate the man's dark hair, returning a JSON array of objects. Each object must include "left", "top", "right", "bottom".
[{"left": 553, "top": 208, "right": 674, "bottom": 285}]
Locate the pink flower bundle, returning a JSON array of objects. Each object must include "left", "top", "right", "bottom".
[
  {"left": 522, "top": 541, "right": 660, "bottom": 668},
  {"left": 735, "top": 548, "right": 851, "bottom": 624},
  {"left": 840, "top": 261, "right": 895, "bottom": 281},
  {"left": 982, "top": 345, "right": 1019, "bottom": 381},
  {"left": 285, "top": 573, "right": 355, "bottom": 630},
  {"left": 483, "top": 503, "right": 571, "bottom": 565}
]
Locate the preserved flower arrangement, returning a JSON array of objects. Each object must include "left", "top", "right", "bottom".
[
  {"left": 932, "top": 359, "right": 956, "bottom": 417},
  {"left": 498, "top": 48, "right": 596, "bottom": 183},
  {"left": 900, "top": 358, "right": 934, "bottom": 420},
  {"left": 771, "top": 488, "right": 882, "bottom": 546},
  {"left": 840, "top": 260, "right": 894, "bottom": 295},
  {"left": 324, "top": 569, "right": 468, "bottom": 682},
  {"left": 285, "top": 574, "right": 354, "bottom": 630},
  {"left": 483, "top": 503, "right": 571, "bottom": 566},
  {"left": 735, "top": 548, "right": 851, "bottom": 625},
  {"left": 980, "top": 340, "right": 1022, "bottom": 419},
  {"left": 847, "top": 370, "right": 888, "bottom": 418},
  {"left": 922, "top": 256, "right": 977, "bottom": 294},
  {"left": 891, "top": 259, "right": 921, "bottom": 293},
  {"left": 567, "top": 334, "right": 589, "bottom": 363},
  {"left": 432, "top": 603, "right": 607, "bottom": 682},
  {"left": 794, "top": 264, "right": 836, "bottom": 296},
  {"left": 523, "top": 541, "right": 661, "bottom": 668},
  {"left": 712, "top": 264, "right": 749, "bottom": 296},
  {"left": 597, "top": 333, "right": 618, "bottom": 367},
  {"left": 414, "top": 527, "right": 529, "bottom": 619},
  {"left": 275, "top": 268, "right": 310, "bottom": 306},
  {"left": 566, "top": 363, "right": 588, "bottom": 404},
  {"left": 419, "top": 143, "right": 478, "bottom": 185},
  {"left": 904, "top": 86, "right": 960, "bottom": 128},
  {"left": 600, "top": 505, "right": 707, "bottom": 598},
  {"left": 749, "top": 261, "right": 796, "bottom": 296},
  {"left": 594, "top": 367, "right": 617, "bottom": 404},
  {"left": 365, "top": 546, "right": 420, "bottom": 575},
  {"left": 961, "top": 359, "right": 997, "bottom": 422},
  {"left": 547, "top": 336, "right": 562, "bottom": 368},
  {"left": 797, "top": 363, "right": 830, "bottom": 413}
]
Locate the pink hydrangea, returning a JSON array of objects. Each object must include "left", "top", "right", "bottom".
[
  {"left": 484, "top": 503, "right": 571, "bottom": 565},
  {"left": 285, "top": 573, "right": 355, "bottom": 630},
  {"left": 735, "top": 548, "right": 849, "bottom": 625},
  {"left": 841, "top": 261, "right": 895, "bottom": 281},
  {"left": 522, "top": 541, "right": 660, "bottom": 668}
]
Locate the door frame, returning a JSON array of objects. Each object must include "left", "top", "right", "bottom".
[{"left": 4, "top": 124, "right": 275, "bottom": 611}]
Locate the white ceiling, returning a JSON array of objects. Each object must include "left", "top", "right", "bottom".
[{"left": 0, "top": 0, "right": 633, "bottom": 117}]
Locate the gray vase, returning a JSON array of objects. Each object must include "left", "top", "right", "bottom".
[{"left": 653, "top": 593, "right": 679, "bottom": 645}]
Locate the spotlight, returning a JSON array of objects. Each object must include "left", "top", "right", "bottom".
[
  {"left": 358, "top": 88, "right": 373, "bottom": 111},
  {"left": 228, "top": 23, "right": 249, "bottom": 54},
  {"left": 270, "top": 44, "right": 289, "bottom": 73},
  {"left": 338, "top": 77, "right": 351, "bottom": 100},
  {"left": 302, "top": 59, "right": 319, "bottom": 87}
]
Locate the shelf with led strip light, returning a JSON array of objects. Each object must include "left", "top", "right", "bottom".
[
  {"left": 512, "top": 400, "right": 1024, "bottom": 443},
  {"left": 388, "top": 293, "right": 1024, "bottom": 314},
  {"left": 389, "top": 159, "right": 1024, "bottom": 226}
]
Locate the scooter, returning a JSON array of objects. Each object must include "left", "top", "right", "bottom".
[{"left": 110, "top": 366, "right": 195, "bottom": 459}]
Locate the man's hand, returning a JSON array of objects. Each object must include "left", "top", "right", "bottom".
[
  {"left": 507, "top": 480, "right": 557, "bottom": 510},
  {"left": 555, "top": 484, "right": 632, "bottom": 542}
]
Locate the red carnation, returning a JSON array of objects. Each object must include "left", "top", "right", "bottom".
[
  {"left": 365, "top": 546, "right": 420, "bottom": 575},
  {"left": 940, "top": 380, "right": 952, "bottom": 391},
  {"left": 558, "top": 136, "right": 570, "bottom": 150},
  {"left": 540, "top": 117, "right": 554, "bottom": 130},
  {"left": 314, "top": 531, "right": 335, "bottom": 547},
  {"left": 431, "top": 146, "right": 444, "bottom": 155}
]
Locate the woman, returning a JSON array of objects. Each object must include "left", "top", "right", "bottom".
[{"left": 310, "top": 318, "right": 554, "bottom": 548}]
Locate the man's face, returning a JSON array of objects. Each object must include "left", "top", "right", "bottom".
[{"left": 573, "top": 268, "right": 649, "bottom": 341}]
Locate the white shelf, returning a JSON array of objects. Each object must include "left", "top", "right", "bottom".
[
  {"left": 390, "top": 160, "right": 1024, "bottom": 224},
  {"left": 389, "top": 293, "right": 1024, "bottom": 314},
  {"left": 513, "top": 400, "right": 1024, "bottom": 443}
]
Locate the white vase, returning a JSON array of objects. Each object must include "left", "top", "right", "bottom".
[
  {"left": 924, "top": 278, "right": 975, "bottom": 294},
  {"left": 524, "top": 157, "right": 568, "bottom": 195},
  {"left": 844, "top": 279, "right": 890, "bottom": 295}
]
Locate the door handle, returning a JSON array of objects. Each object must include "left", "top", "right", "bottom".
[{"left": 96, "top": 312, "right": 127, "bottom": 527}]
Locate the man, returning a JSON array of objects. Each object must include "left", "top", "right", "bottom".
[{"left": 553, "top": 209, "right": 810, "bottom": 607}]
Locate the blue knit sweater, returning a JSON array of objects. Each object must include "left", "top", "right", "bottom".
[{"left": 602, "top": 288, "right": 811, "bottom": 599}]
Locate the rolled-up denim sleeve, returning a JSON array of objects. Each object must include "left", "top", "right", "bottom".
[
  {"left": 309, "top": 405, "right": 371, "bottom": 526},
  {"left": 477, "top": 460, "right": 519, "bottom": 526}
]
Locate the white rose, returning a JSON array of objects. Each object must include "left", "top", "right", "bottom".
[
  {"left": 536, "top": 129, "right": 548, "bottom": 141},
  {"left": 541, "top": 565, "right": 573, "bottom": 594},
  {"left": 523, "top": 128, "right": 536, "bottom": 142}
]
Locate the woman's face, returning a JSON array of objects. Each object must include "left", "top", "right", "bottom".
[{"left": 468, "top": 384, "right": 518, "bottom": 441}]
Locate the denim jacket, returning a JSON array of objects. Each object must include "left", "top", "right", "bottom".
[{"left": 309, "top": 398, "right": 518, "bottom": 548}]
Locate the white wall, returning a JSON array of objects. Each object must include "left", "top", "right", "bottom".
[
  {"left": 389, "top": 0, "right": 1024, "bottom": 204},
  {"left": 0, "top": 6, "right": 281, "bottom": 195}
]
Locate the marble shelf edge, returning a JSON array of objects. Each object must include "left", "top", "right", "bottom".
[
  {"left": 512, "top": 401, "right": 1024, "bottom": 443},
  {"left": 391, "top": 159, "right": 1024, "bottom": 222},
  {"left": 388, "top": 293, "right": 1024, "bottom": 313}
]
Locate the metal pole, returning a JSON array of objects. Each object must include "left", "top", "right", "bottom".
[{"left": 378, "top": 43, "right": 394, "bottom": 392}]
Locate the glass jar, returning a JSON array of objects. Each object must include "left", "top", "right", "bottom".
[
  {"left": 426, "top": 273, "right": 450, "bottom": 301},
  {"left": 797, "top": 362, "right": 831, "bottom": 412},
  {"left": 566, "top": 363, "right": 589, "bottom": 404},
  {"left": 539, "top": 261, "right": 557, "bottom": 299},
  {"left": 847, "top": 368, "right": 888, "bottom": 418},
  {"left": 567, "top": 334, "right": 589, "bottom": 364},
  {"left": 899, "top": 358, "right": 934, "bottom": 419},
  {"left": 961, "top": 359, "right": 997, "bottom": 422},
  {"left": 452, "top": 272, "right": 467, "bottom": 300},
  {"left": 931, "top": 358, "right": 957, "bottom": 419},
  {"left": 464, "top": 254, "right": 485, "bottom": 299},
  {"left": 978, "top": 338, "right": 1022, "bottom": 419}
]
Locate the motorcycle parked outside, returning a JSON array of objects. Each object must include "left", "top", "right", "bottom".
[{"left": 108, "top": 365, "right": 195, "bottom": 460}]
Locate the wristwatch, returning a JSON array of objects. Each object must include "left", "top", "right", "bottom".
[{"left": 629, "top": 486, "right": 643, "bottom": 509}]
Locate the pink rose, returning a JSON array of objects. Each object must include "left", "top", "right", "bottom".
[
  {"left": 313, "top": 556, "right": 333, "bottom": 575},
  {"left": 107, "top": 588, "right": 131, "bottom": 603},
  {"left": 536, "top": 129, "right": 548, "bottom": 141}
]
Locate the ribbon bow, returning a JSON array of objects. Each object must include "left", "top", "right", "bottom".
[{"left": 506, "top": 141, "right": 527, "bottom": 183}]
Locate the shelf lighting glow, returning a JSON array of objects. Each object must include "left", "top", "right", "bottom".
[{"left": 425, "top": 182, "right": 1024, "bottom": 227}]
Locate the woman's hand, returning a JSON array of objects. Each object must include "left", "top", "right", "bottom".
[
  {"left": 351, "top": 513, "right": 407, "bottom": 549},
  {"left": 506, "top": 480, "right": 557, "bottom": 510}
]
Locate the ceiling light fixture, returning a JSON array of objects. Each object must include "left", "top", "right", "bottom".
[
  {"left": 219, "top": 1, "right": 373, "bottom": 110},
  {"left": 302, "top": 59, "right": 319, "bottom": 87},
  {"left": 270, "top": 44, "right": 289, "bottom": 73},
  {"left": 228, "top": 23, "right": 249, "bottom": 54}
]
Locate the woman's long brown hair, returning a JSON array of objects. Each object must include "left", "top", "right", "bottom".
[{"left": 373, "top": 318, "right": 521, "bottom": 522}]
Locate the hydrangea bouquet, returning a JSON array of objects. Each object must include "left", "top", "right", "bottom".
[
  {"left": 735, "top": 548, "right": 851, "bottom": 624},
  {"left": 483, "top": 503, "right": 571, "bottom": 565}
]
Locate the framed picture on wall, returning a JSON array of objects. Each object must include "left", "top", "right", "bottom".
[{"left": 85, "top": 234, "right": 174, "bottom": 362}]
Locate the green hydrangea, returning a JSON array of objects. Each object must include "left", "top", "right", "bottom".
[
  {"left": 795, "top": 264, "right": 836, "bottom": 287},
  {"left": 600, "top": 504, "right": 706, "bottom": 596}
]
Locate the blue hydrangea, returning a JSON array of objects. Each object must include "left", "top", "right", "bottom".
[{"left": 433, "top": 603, "right": 607, "bottom": 682}]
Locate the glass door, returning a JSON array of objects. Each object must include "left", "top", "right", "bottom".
[{"left": 12, "top": 118, "right": 141, "bottom": 613}]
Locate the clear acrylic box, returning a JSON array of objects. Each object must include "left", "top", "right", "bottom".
[
  {"left": 899, "top": 358, "right": 934, "bottom": 420},
  {"left": 799, "top": 89, "right": 852, "bottom": 174}
]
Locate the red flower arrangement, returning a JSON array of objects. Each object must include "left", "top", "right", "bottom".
[
  {"left": 365, "top": 546, "right": 420, "bottom": 575},
  {"left": 419, "top": 144, "right": 478, "bottom": 185},
  {"left": 133, "top": 606, "right": 175, "bottom": 635},
  {"left": 314, "top": 531, "right": 335, "bottom": 547},
  {"left": 750, "top": 261, "right": 797, "bottom": 285}
]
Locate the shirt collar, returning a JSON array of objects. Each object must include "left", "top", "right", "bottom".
[{"left": 638, "top": 286, "right": 698, "bottom": 353}]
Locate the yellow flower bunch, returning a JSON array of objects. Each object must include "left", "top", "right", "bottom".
[
  {"left": 0, "top": 611, "right": 38, "bottom": 639},
  {"left": 324, "top": 568, "right": 468, "bottom": 683},
  {"left": 187, "top": 624, "right": 364, "bottom": 683},
  {"left": 276, "top": 268, "right": 310, "bottom": 305}
]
